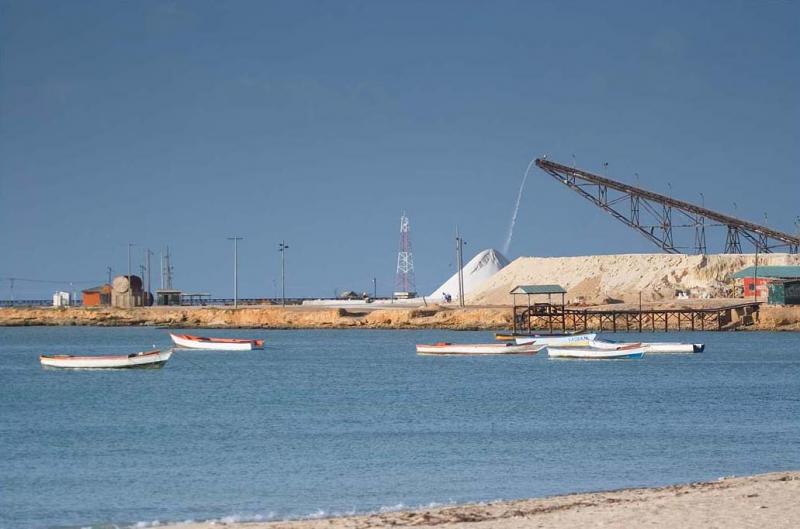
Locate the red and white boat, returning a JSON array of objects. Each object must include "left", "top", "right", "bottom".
[
  {"left": 170, "top": 333, "right": 264, "bottom": 351},
  {"left": 40, "top": 349, "right": 172, "bottom": 369},
  {"left": 416, "top": 342, "right": 545, "bottom": 356}
]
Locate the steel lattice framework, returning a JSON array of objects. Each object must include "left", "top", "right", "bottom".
[
  {"left": 394, "top": 213, "right": 417, "bottom": 293},
  {"left": 536, "top": 159, "right": 799, "bottom": 254}
]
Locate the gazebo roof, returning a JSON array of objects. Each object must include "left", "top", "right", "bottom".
[{"left": 510, "top": 284, "right": 567, "bottom": 295}]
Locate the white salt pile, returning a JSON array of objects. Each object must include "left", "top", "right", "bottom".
[{"left": 430, "top": 248, "right": 510, "bottom": 301}]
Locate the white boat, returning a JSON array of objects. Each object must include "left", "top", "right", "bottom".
[
  {"left": 496, "top": 332, "right": 588, "bottom": 342},
  {"left": 416, "top": 342, "right": 545, "bottom": 356},
  {"left": 591, "top": 339, "right": 703, "bottom": 354},
  {"left": 514, "top": 333, "right": 597, "bottom": 346},
  {"left": 547, "top": 343, "right": 645, "bottom": 359},
  {"left": 170, "top": 333, "right": 264, "bottom": 351},
  {"left": 40, "top": 349, "right": 173, "bottom": 369},
  {"left": 583, "top": 339, "right": 643, "bottom": 350},
  {"left": 644, "top": 342, "right": 704, "bottom": 354}
]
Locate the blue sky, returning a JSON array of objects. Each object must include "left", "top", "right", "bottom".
[{"left": 1, "top": 0, "right": 798, "bottom": 299}]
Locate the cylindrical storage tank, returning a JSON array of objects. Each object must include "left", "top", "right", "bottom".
[
  {"left": 112, "top": 276, "right": 130, "bottom": 294},
  {"left": 128, "top": 275, "right": 143, "bottom": 292}
]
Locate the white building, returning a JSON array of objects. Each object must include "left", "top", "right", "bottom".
[{"left": 52, "top": 291, "right": 71, "bottom": 307}]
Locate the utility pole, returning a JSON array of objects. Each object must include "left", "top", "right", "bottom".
[
  {"left": 139, "top": 264, "right": 146, "bottom": 302},
  {"left": 227, "top": 237, "right": 243, "bottom": 308},
  {"left": 753, "top": 246, "right": 760, "bottom": 303},
  {"left": 459, "top": 235, "right": 466, "bottom": 307},
  {"left": 279, "top": 241, "right": 289, "bottom": 307},
  {"left": 144, "top": 248, "right": 153, "bottom": 299},
  {"left": 455, "top": 228, "right": 466, "bottom": 307},
  {"left": 127, "top": 243, "right": 135, "bottom": 279}
]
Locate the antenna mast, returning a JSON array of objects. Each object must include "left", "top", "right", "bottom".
[
  {"left": 394, "top": 212, "right": 417, "bottom": 296},
  {"left": 161, "top": 247, "right": 174, "bottom": 289}
]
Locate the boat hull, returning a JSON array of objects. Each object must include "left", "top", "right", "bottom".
[
  {"left": 591, "top": 339, "right": 703, "bottom": 354},
  {"left": 548, "top": 346, "right": 645, "bottom": 360},
  {"left": 170, "top": 333, "right": 263, "bottom": 351},
  {"left": 645, "top": 342, "right": 704, "bottom": 353},
  {"left": 416, "top": 343, "right": 545, "bottom": 356},
  {"left": 40, "top": 350, "right": 172, "bottom": 369}
]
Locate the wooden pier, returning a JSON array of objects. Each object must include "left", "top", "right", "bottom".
[{"left": 513, "top": 301, "right": 762, "bottom": 333}]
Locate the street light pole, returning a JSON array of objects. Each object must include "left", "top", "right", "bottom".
[
  {"left": 455, "top": 228, "right": 466, "bottom": 307},
  {"left": 227, "top": 236, "right": 243, "bottom": 308},
  {"left": 143, "top": 248, "right": 154, "bottom": 297},
  {"left": 127, "top": 243, "right": 135, "bottom": 280},
  {"left": 279, "top": 241, "right": 289, "bottom": 307}
]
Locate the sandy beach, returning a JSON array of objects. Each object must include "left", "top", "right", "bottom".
[{"left": 159, "top": 471, "right": 799, "bottom": 529}]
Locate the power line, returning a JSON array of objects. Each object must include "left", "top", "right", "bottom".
[{"left": 0, "top": 277, "right": 100, "bottom": 285}]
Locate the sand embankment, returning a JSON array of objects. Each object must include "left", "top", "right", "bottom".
[
  {"left": 160, "top": 471, "right": 799, "bottom": 529},
  {"left": 469, "top": 253, "right": 800, "bottom": 305},
  {"left": 0, "top": 305, "right": 512, "bottom": 330}
]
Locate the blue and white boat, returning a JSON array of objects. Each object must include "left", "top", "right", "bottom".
[
  {"left": 548, "top": 342, "right": 645, "bottom": 359},
  {"left": 514, "top": 333, "right": 597, "bottom": 346}
]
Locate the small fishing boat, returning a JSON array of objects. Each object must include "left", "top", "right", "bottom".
[
  {"left": 591, "top": 338, "right": 703, "bottom": 354},
  {"left": 496, "top": 332, "right": 593, "bottom": 342},
  {"left": 416, "top": 342, "right": 545, "bottom": 356},
  {"left": 547, "top": 343, "right": 645, "bottom": 360},
  {"left": 513, "top": 333, "right": 597, "bottom": 346},
  {"left": 170, "top": 333, "right": 264, "bottom": 351},
  {"left": 40, "top": 349, "right": 172, "bottom": 369},
  {"left": 644, "top": 342, "right": 704, "bottom": 354}
]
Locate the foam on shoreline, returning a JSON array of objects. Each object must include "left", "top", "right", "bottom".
[{"left": 150, "top": 471, "right": 799, "bottom": 529}]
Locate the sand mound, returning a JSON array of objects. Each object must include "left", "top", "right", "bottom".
[{"left": 468, "top": 253, "right": 800, "bottom": 305}]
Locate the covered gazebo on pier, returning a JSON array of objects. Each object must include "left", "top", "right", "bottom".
[{"left": 510, "top": 284, "right": 567, "bottom": 335}]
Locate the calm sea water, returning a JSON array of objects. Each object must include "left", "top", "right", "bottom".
[{"left": 1, "top": 327, "right": 798, "bottom": 529}]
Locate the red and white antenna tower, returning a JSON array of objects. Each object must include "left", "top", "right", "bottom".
[{"left": 394, "top": 212, "right": 416, "bottom": 295}]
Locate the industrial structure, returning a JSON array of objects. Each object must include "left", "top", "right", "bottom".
[
  {"left": 536, "top": 159, "right": 800, "bottom": 254},
  {"left": 111, "top": 275, "right": 145, "bottom": 308},
  {"left": 394, "top": 213, "right": 417, "bottom": 299},
  {"left": 155, "top": 246, "right": 181, "bottom": 306}
]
